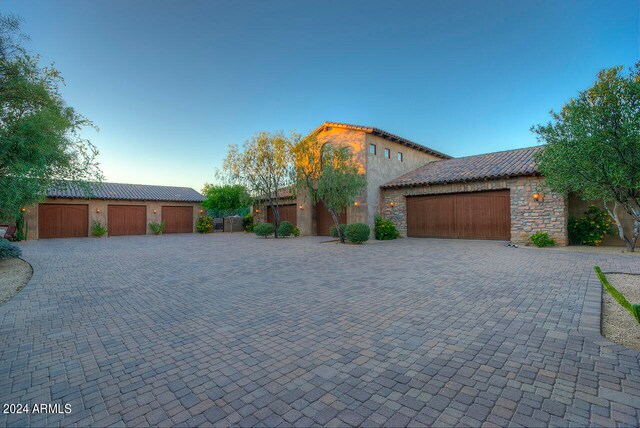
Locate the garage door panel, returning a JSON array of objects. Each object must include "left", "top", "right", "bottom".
[
  {"left": 162, "top": 206, "right": 194, "bottom": 233},
  {"left": 407, "top": 190, "right": 510, "bottom": 240},
  {"left": 108, "top": 205, "right": 147, "bottom": 236},
  {"left": 39, "top": 204, "right": 89, "bottom": 239},
  {"left": 267, "top": 204, "right": 297, "bottom": 227},
  {"left": 316, "top": 200, "right": 346, "bottom": 236}
]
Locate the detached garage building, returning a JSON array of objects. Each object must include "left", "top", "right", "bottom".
[{"left": 25, "top": 182, "right": 205, "bottom": 240}]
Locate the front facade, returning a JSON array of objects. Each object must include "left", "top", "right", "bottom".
[
  {"left": 255, "top": 122, "right": 450, "bottom": 236},
  {"left": 24, "top": 182, "right": 205, "bottom": 240}
]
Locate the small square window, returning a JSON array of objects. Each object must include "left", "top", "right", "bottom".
[
  {"left": 369, "top": 144, "right": 376, "bottom": 155},
  {"left": 397, "top": 152, "right": 403, "bottom": 162},
  {"left": 384, "top": 148, "right": 390, "bottom": 159}
]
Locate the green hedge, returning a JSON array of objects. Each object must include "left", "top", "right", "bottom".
[
  {"left": 345, "top": 223, "right": 370, "bottom": 244},
  {"left": 374, "top": 216, "right": 399, "bottom": 240},
  {"left": 329, "top": 224, "right": 347, "bottom": 238},
  {"left": 277, "top": 221, "right": 294, "bottom": 237},
  {"left": 254, "top": 222, "right": 274, "bottom": 238}
]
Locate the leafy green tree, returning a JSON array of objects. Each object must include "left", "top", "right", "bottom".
[
  {"left": 533, "top": 64, "right": 640, "bottom": 251},
  {"left": 223, "top": 131, "right": 298, "bottom": 237},
  {"left": 293, "top": 137, "right": 366, "bottom": 243},
  {"left": 201, "top": 183, "right": 250, "bottom": 217},
  {"left": 0, "top": 15, "right": 102, "bottom": 223}
]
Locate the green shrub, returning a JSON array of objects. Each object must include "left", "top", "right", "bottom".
[
  {"left": 375, "top": 216, "right": 399, "bottom": 240},
  {"left": 292, "top": 227, "right": 300, "bottom": 237},
  {"left": 277, "top": 221, "right": 294, "bottom": 237},
  {"left": 530, "top": 231, "right": 556, "bottom": 247},
  {"left": 254, "top": 222, "right": 274, "bottom": 238},
  {"left": 91, "top": 221, "right": 108, "bottom": 237},
  {"left": 0, "top": 239, "right": 21, "bottom": 259},
  {"left": 243, "top": 214, "right": 254, "bottom": 232},
  {"left": 568, "top": 206, "right": 616, "bottom": 246},
  {"left": 595, "top": 266, "right": 640, "bottom": 325},
  {"left": 329, "top": 224, "right": 347, "bottom": 238},
  {"left": 149, "top": 221, "right": 165, "bottom": 235},
  {"left": 196, "top": 216, "right": 213, "bottom": 233},
  {"left": 345, "top": 223, "right": 370, "bottom": 244}
]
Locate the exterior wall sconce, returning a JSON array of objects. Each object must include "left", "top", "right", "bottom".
[
  {"left": 96, "top": 208, "right": 101, "bottom": 214},
  {"left": 199, "top": 209, "right": 204, "bottom": 213},
  {"left": 255, "top": 209, "right": 260, "bottom": 213},
  {"left": 354, "top": 201, "right": 360, "bottom": 206},
  {"left": 389, "top": 201, "right": 397, "bottom": 207},
  {"left": 153, "top": 209, "right": 157, "bottom": 214},
  {"left": 20, "top": 208, "right": 26, "bottom": 212},
  {"left": 299, "top": 205, "right": 304, "bottom": 210},
  {"left": 532, "top": 193, "right": 543, "bottom": 202}
]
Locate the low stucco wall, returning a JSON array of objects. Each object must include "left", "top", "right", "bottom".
[
  {"left": 24, "top": 198, "right": 202, "bottom": 240},
  {"left": 380, "top": 176, "right": 568, "bottom": 245}
]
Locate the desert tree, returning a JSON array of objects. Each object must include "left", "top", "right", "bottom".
[{"left": 533, "top": 64, "right": 640, "bottom": 251}]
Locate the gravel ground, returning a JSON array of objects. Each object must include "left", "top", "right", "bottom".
[
  {"left": 0, "top": 258, "right": 32, "bottom": 305},
  {"left": 602, "top": 273, "right": 640, "bottom": 351}
]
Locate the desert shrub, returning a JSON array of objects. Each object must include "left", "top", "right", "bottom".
[
  {"left": 149, "top": 221, "right": 165, "bottom": 235},
  {"left": 375, "top": 216, "right": 399, "bottom": 240},
  {"left": 243, "top": 214, "right": 254, "bottom": 232},
  {"left": 91, "top": 221, "right": 108, "bottom": 237},
  {"left": 254, "top": 222, "right": 274, "bottom": 238},
  {"left": 196, "top": 216, "right": 213, "bottom": 233},
  {"left": 345, "top": 223, "right": 370, "bottom": 244},
  {"left": 595, "top": 266, "right": 640, "bottom": 325},
  {"left": 530, "top": 231, "right": 556, "bottom": 247},
  {"left": 329, "top": 224, "right": 347, "bottom": 238},
  {"left": 277, "top": 221, "right": 294, "bottom": 238},
  {"left": 0, "top": 239, "right": 21, "bottom": 259},
  {"left": 292, "top": 227, "right": 300, "bottom": 237},
  {"left": 568, "top": 206, "right": 616, "bottom": 246}
]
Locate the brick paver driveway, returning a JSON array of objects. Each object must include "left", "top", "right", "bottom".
[{"left": 1, "top": 234, "right": 639, "bottom": 427}]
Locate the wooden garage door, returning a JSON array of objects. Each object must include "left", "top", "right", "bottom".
[
  {"left": 315, "top": 200, "right": 346, "bottom": 236},
  {"left": 267, "top": 204, "right": 297, "bottom": 226},
  {"left": 108, "top": 205, "right": 147, "bottom": 236},
  {"left": 162, "top": 206, "right": 193, "bottom": 233},
  {"left": 407, "top": 190, "right": 510, "bottom": 240},
  {"left": 38, "top": 204, "right": 89, "bottom": 239}
]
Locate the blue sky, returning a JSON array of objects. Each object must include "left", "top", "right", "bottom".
[{"left": 4, "top": 0, "right": 638, "bottom": 191}]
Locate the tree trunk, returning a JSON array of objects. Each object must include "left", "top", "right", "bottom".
[
  {"left": 273, "top": 206, "right": 280, "bottom": 238},
  {"left": 604, "top": 201, "right": 637, "bottom": 252},
  {"left": 328, "top": 208, "right": 345, "bottom": 243}
]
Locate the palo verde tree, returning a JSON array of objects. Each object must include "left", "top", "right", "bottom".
[
  {"left": 223, "top": 130, "right": 298, "bottom": 237},
  {"left": 293, "top": 136, "right": 366, "bottom": 243},
  {"left": 0, "top": 15, "right": 102, "bottom": 223},
  {"left": 533, "top": 63, "right": 640, "bottom": 251},
  {"left": 201, "top": 183, "right": 251, "bottom": 217}
]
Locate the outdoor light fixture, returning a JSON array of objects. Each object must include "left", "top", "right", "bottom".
[
  {"left": 354, "top": 201, "right": 360, "bottom": 206},
  {"left": 532, "top": 193, "right": 543, "bottom": 202},
  {"left": 153, "top": 209, "right": 157, "bottom": 214},
  {"left": 255, "top": 209, "right": 260, "bottom": 213},
  {"left": 389, "top": 202, "right": 397, "bottom": 207},
  {"left": 20, "top": 208, "right": 26, "bottom": 212},
  {"left": 199, "top": 209, "right": 204, "bottom": 213},
  {"left": 96, "top": 209, "right": 101, "bottom": 214},
  {"left": 299, "top": 205, "right": 304, "bottom": 210}
]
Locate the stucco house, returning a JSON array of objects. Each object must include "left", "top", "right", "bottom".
[
  {"left": 255, "top": 121, "right": 633, "bottom": 246},
  {"left": 23, "top": 182, "right": 205, "bottom": 239}
]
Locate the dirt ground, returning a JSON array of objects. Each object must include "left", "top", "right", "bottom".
[
  {"left": 0, "top": 258, "right": 32, "bottom": 305},
  {"left": 602, "top": 273, "right": 640, "bottom": 352}
]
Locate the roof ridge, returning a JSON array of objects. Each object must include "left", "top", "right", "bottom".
[{"left": 435, "top": 145, "right": 543, "bottom": 162}]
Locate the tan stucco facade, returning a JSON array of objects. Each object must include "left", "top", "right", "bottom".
[
  {"left": 24, "top": 198, "right": 203, "bottom": 240},
  {"left": 270, "top": 126, "right": 444, "bottom": 236}
]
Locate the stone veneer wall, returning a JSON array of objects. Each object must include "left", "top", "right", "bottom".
[{"left": 380, "top": 176, "right": 568, "bottom": 245}]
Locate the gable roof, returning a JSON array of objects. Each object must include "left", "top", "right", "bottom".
[
  {"left": 310, "top": 122, "right": 451, "bottom": 160},
  {"left": 47, "top": 181, "right": 206, "bottom": 202},
  {"left": 382, "top": 146, "right": 543, "bottom": 189}
]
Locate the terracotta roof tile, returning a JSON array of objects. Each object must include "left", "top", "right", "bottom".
[
  {"left": 382, "top": 146, "right": 543, "bottom": 189},
  {"left": 47, "top": 182, "right": 205, "bottom": 202}
]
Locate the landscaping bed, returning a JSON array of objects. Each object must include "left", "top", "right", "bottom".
[
  {"left": 602, "top": 273, "right": 640, "bottom": 351},
  {"left": 0, "top": 258, "right": 32, "bottom": 305}
]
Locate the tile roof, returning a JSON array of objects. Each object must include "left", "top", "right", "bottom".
[
  {"left": 310, "top": 122, "right": 452, "bottom": 160},
  {"left": 382, "top": 146, "right": 543, "bottom": 189},
  {"left": 47, "top": 181, "right": 206, "bottom": 202}
]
